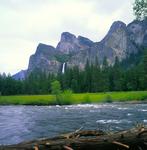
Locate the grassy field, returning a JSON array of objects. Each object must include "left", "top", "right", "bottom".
[{"left": 0, "top": 91, "right": 147, "bottom": 105}]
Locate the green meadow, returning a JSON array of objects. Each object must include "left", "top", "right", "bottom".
[{"left": 0, "top": 91, "right": 147, "bottom": 105}]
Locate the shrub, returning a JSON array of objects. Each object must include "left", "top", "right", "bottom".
[{"left": 61, "top": 89, "right": 73, "bottom": 105}]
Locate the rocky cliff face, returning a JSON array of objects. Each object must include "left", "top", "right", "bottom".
[
  {"left": 13, "top": 20, "right": 147, "bottom": 79},
  {"left": 27, "top": 43, "right": 61, "bottom": 74},
  {"left": 96, "top": 21, "right": 138, "bottom": 64},
  {"left": 56, "top": 32, "right": 94, "bottom": 54},
  {"left": 127, "top": 20, "right": 147, "bottom": 47},
  {"left": 67, "top": 21, "right": 140, "bottom": 68}
]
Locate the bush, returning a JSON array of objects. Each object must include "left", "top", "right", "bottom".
[
  {"left": 51, "top": 80, "right": 61, "bottom": 105},
  {"left": 61, "top": 89, "right": 73, "bottom": 105}
]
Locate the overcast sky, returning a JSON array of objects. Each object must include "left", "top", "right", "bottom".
[{"left": 0, "top": 0, "right": 134, "bottom": 74}]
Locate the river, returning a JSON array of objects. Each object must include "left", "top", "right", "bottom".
[{"left": 0, "top": 103, "right": 147, "bottom": 145}]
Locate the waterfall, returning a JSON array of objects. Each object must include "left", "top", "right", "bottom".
[{"left": 62, "top": 63, "right": 65, "bottom": 74}]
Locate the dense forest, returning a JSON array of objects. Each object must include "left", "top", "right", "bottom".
[{"left": 0, "top": 48, "right": 147, "bottom": 95}]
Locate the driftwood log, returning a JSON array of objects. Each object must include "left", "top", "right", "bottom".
[{"left": 0, "top": 126, "right": 147, "bottom": 150}]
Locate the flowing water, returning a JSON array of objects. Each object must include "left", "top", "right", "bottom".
[
  {"left": 0, "top": 103, "right": 147, "bottom": 145},
  {"left": 62, "top": 62, "right": 65, "bottom": 74}
]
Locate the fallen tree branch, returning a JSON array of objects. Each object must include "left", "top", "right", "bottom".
[
  {"left": 63, "top": 145, "right": 74, "bottom": 150},
  {"left": 112, "top": 141, "right": 129, "bottom": 149},
  {"left": 34, "top": 146, "right": 39, "bottom": 150},
  {"left": 0, "top": 126, "right": 147, "bottom": 150}
]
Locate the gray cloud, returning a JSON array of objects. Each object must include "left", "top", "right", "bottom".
[{"left": 91, "top": 0, "right": 133, "bottom": 14}]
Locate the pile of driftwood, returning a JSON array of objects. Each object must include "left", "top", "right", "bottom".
[{"left": 0, "top": 126, "right": 147, "bottom": 150}]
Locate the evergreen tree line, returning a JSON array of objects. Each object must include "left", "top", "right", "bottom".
[{"left": 0, "top": 49, "right": 147, "bottom": 95}]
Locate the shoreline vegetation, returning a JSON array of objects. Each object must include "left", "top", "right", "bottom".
[{"left": 0, "top": 91, "right": 147, "bottom": 105}]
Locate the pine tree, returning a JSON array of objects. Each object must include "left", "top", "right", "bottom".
[
  {"left": 133, "top": 0, "right": 147, "bottom": 20},
  {"left": 142, "top": 49, "right": 147, "bottom": 89},
  {"left": 113, "top": 57, "right": 123, "bottom": 91},
  {"left": 84, "top": 59, "right": 92, "bottom": 92},
  {"left": 101, "top": 57, "right": 109, "bottom": 92}
]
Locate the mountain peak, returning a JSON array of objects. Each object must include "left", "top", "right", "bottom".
[
  {"left": 112, "top": 21, "right": 126, "bottom": 27},
  {"left": 107, "top": 21, "right": 126, "bottom": 35},
  {"left": 101, "top": 21, "right": 127, "bottom": 43},
  {"left": 127, "top": 20, "right": 147, "bottom": 46},
  {"left": 36, "top": 43, "right": 55, "bottom": 54},
  {"left": 60, "top": 32, "right": 76, "bottom": 42},
  {"left": 56, "top": 32, "right": 77, "bottom": 54}
]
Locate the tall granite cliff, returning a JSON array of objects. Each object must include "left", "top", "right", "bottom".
[
  {"left": 56, "top": 32, "right": 94, "bottom": 54},
  {"left": 13, "top": 20, "right": 147, "bottom": 80},
  {"left": 27, "top": 43, "right": 61, "bottom": 74}
]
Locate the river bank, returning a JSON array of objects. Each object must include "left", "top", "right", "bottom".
[{"left": 0, "top": 91, "right": 147, "bottom": 105}]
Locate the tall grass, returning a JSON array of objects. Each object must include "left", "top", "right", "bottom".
[{"left": 0, "top": 91, "right": 147, "bottom": 105}]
